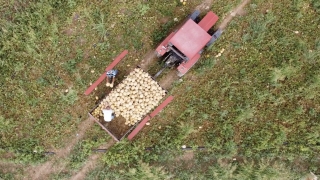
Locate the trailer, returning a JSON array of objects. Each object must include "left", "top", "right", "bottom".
[{"left": 85, "top": 51, "right": 173, "bottom": 141}]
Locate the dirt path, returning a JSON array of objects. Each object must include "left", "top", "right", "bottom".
[
  {"left": 25, "top": 117, "right": 95, "bottom": 180},
  {"left": 69, "top": 139, "right": 115, "bottom": 180},
  {"left": 159, "top": 70, "right": 180, "bottom": 89},
  {"left": 175, "top": 151, "right": 194, "bottom": 161},
  {"left": 195, "top": 0, "right": 213, "bottom": 11},
  {"left": 0, "top": 161, "right": 23, "bottom": 175},
  {"left": 139, "top": 51, "right": 157, "bottom": 71},
  {"left": 218, "top": 0, "right": 251, "bottom": 30}
]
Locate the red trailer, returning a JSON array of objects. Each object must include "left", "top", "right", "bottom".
[{"left": 85, "top": 51, "right": 173, "bottom": 141}]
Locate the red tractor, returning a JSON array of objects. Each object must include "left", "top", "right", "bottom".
[{"left": 155, "top": 10, "right": 222, "bottom": 77}]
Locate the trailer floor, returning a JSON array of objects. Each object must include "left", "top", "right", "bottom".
[{"left": 99, "top": 115, "right": 133, "bottom": 140}]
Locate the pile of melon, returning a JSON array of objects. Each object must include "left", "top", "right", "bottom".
[{"left": 92, "top": 68, "right": 166, "bottom": 126}]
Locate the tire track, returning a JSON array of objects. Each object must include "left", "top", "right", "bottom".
[
  {"left": 25, "top": 117, "right": 95, "bottom": 180},
  {"left": 69, "top": 140, "right": 115, "bottom": 180}
]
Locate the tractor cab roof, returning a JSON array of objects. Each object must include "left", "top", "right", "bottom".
[{"left": 169, "top": 19, "right": 211, "bottom": 59}]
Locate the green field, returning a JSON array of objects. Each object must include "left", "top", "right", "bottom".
[{"left": 1, "top": 0, "right": 319, "bottom": 179}]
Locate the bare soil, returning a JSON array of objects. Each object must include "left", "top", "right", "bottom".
[
  {"left": 139, "top": 51, "right": 158, "bottom": 71},
  {"left": 24, "top": 117, "right": 94, "bottom": 180},
  {"left": 99, "top": 115, "right": 132, "bottom": 140},
  {"left": 218, "top": 0, "right": 251, "bottom": 30},
  {"left": 172, "top": 151, "right": 195, "bottom": 169},
  {"left": 0, "top": 161, "right": 23, "bottom": 176},
  {"left": 70, "top": 139, "right": 115, "bottom": 180},
  {"left": 175, "top": 151, "right": 194, "bottom": 161},
  {"left": 195, "top": 0, "right": 213, "bottom": 11},
  {"left": 159, "top": 70, "right": 180, "bottom": 90}
]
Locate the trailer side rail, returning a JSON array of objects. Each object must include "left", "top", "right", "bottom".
[
  {"left": 128, "top": 96, "right": 174, "bottom": 140},
  {"left": 84, "top": 50, "right": 128, "bottom": 95}
]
